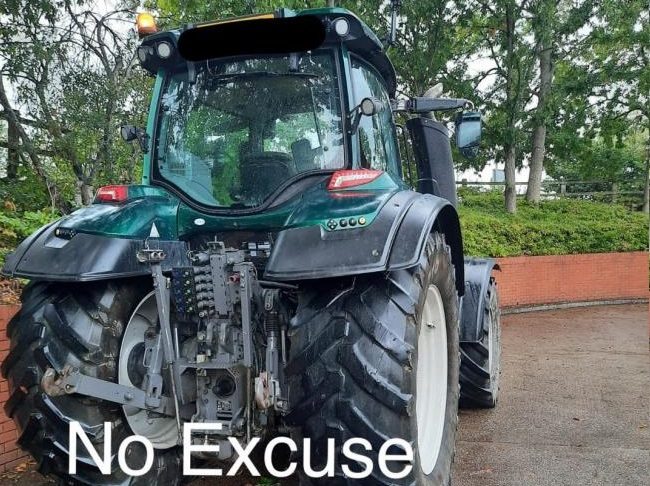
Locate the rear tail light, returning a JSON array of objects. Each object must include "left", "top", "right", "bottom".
[
  {"left": 95, "top": 185, "right": 130, "bottom": 203},
  {"left": 327, "top": 169, "right": 383, "bottom": 190}
]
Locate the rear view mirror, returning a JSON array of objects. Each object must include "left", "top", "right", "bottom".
[
  {"left": 455, "top": 111, "right": 482, "bottom": 158},
  {"left": 120, "top": 125, "right": 149, "bottom": 153},
  {"left": 120, "top": 125, "right": 139, "bottom": 142},
  {"left": 359, "top": 97, "right": 379, "bottom": 116}
]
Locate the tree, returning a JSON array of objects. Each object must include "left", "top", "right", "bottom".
[
  {"left": 545, "top": 0, "right": 648, "bottom": 211},
  {"left": 526, "top": 0, "right": 595, "bottom": 203},
  {"left": 526, "top": 0, "right": 556, "bottom": 203},
  {"left": 588, "top": 0, "right": 649, "bottom": 213},
  {"left": 0, "top": 0, "right": 150, "bottom": 210},
  {"left": 464, "top": 0, "right": 534, "bottom": 213}
]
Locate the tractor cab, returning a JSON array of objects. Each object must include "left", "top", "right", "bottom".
[{"left": 134, "top": 9, "right": 402, "bottom": 213}]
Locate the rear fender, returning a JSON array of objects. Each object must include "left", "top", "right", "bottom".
[
  {"left": 460, "top": 257, "right": 499, "bottom": 342},
  {"left": 2, "top": 195, "right": 187, "bottom": 282},
  {"left": 264, "top": 191, "right": 465, "bottom": 295},
  {"left": 2, "top": 221, "right": 189, "bottom": 282}
]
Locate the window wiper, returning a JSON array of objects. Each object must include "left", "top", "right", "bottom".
[{"left": 210, "top": 71, "right": 318, "bottom": 82}]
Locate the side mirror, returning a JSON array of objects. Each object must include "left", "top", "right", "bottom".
[
  {"left": 120, "top": 125, "right": 149, "bottom": 153},
  {"left": 455, "top": 111, "right": 482, "bottom": 158},
  {"left": 120, "top": 125, "right": 139, "bottom": 142}
]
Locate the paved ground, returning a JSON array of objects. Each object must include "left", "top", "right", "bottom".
[
  {"left": 453, "top": 304, "right": 649, "bottom": 486},
  {"left": 2, "top": 304, "right": 648, "bottom": 485}
]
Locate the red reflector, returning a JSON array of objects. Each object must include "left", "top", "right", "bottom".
[
  {"left": 95, "top": 185, "right": 129, "bottom": 203},
  {"left": 327, "top": 169, "right": 383, "bottom": 190}
]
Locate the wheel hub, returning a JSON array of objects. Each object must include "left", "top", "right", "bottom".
[{"left": 118, "top": 291, "right": 178, "bottom": 449}]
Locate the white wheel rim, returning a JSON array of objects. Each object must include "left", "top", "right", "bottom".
[
  {"left": 416, "top": 285, "right": 448, "bottom": 475},
  {"left": 118, "top": 291, "right": 178, "bottom": 449}
]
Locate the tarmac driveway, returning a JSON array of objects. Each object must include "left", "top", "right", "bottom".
[
  {"left": 452, "top": 304, "right": 649, "bottom": 486},
  {"left": 2, "top": 304, "right": 648, "bottom": 485}
]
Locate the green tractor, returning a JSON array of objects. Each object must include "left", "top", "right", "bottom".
[{"left": 2, "top": 7, "right": 501, "bottom": 485}]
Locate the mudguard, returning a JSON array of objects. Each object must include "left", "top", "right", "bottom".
[
  {"left": 2, "top": 195, "right": 188, "bottom": 281},
  {"left": 264, "top": 190, "right": 465, "bottom": 295},
  {"left": 460, "top": 257, "right": 499, "bottom": 342},
  {"left": 2, "top": 221, "right": 189, "bottom": 281}
]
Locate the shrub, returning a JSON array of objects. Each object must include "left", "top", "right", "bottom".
[
  {"left": 458, "top": 189, "right": 649, "bottom": 257},
  {"left": 0, "top": 209, "right": 59, "bottom": 266}
]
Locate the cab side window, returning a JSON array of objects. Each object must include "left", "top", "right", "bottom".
[{"left": 350, "top": 58, "right": 400, "bottom": 174}]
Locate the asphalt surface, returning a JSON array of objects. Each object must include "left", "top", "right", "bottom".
[
  {"left": 2, "top": 304, "right": 648, "bottom": 485},
  {"left": 453, "top": 304, "right": 649, "bottom": 486}
]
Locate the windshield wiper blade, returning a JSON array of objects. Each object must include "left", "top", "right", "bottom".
[{"left": 210, "top": 71, "right": 318, "bottom": 82}]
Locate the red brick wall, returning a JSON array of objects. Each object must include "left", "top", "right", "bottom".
[
  {"left": 496, "top": 252, "right": 649, "bottom": 308},
  {"left": 0, "top": 305, "right": 28, "bottom": 473}
]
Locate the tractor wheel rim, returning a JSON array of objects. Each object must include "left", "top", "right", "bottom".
[
  {"left": 118, "top": 291, "right": 178, "bottom": 449},
  {"left": 416, "top": 284, "right": 448, "bottom": 475}
]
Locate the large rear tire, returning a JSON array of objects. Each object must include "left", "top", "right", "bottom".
[
  {"left": 1, "top": 280, "right": 183, "bottom": 485},
  {"left": 459, "top": 278, "right": 501, "bottom": 408},
  {"left": 286, "top": 232, "right": 460, "bottom": 485}
]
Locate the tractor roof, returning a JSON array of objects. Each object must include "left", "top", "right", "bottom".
[{"left": 138, "top": 7, "right": 397, "bottom": 97}]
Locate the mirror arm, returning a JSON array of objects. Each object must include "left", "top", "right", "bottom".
[
  {"left": 137, "top": 130, "right": 150, "bottom": 154},
  {"left": 347, "top": 108, "right": 362, "bottom": 135},
  {"left": 392, "top": 97, "right": 472, "bottom": 114},
  {"left": 347, "top": 97, "right": 379, "bottom": 135}
]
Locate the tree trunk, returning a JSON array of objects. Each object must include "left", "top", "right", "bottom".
[
  {"left": 504, "top": 143, "right": 517, "bottom": 213},
  {"left": 0, "top": 76, "right": 70, "bottom": 213},
  {"left": 527, "top": 45, "right": 552, "bottom": 203},
  {"left": 527, "top": 122, "right": 546, "bottom": 202},
  {"left": 527, "top": 1, "right": 555, "bottom": 204},
  {"left": 6, "top": 116, "right": 19, "bottom": 179},
  {"left": 643, "top": 137, "right": 650, "bottom": 214},
  {"left": 80, "top": 181, "right": 94, "bottom": 206}
]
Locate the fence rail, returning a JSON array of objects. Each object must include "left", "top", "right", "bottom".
[{"left": 455, "top": 179, "right": 646, "bottom": 204}]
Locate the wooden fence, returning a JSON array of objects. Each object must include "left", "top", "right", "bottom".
[{"left": 456, "top": 179, "right": 646, "bottom": 205}]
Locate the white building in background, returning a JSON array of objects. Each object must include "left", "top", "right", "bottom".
[{"left": 455, "top": 161, "right": 548, "bottom": 195}]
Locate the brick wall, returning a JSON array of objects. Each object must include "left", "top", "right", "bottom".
[
  {"left": 496, "top": 252, "right": 649, "bottom": 308},
  {"left": 0, "top": 304, "right": 28, "bottom": 473}
]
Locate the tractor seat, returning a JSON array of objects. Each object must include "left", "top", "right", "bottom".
[
  {"left": 240, "top": 152, "right": 293, "bottom": 203},
  {"left": 291, "top": 138, "right": 319, "bottom": 171}
]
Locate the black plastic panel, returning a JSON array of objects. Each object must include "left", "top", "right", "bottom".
[
  {"left": 460, "top": 257, "right": 498, "bottom": 342},
  {"left": 2, "top": 224, "right": 190, "bottom": 282},
  {"left": 264, "top": 191, "right": 419, "bottom": 280},
  {"left": 264, "top": 190, "right": 465, "bottom": 292},
  {"left": 406, "top": 117, "right": 457, "bottom": 207}
]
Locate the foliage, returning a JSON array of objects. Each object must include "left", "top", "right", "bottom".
[
  {"left": 0, "top": 0, "right": 647, "bottom": 216},
  {"left": 459, "top": 189, "right": 649, "bottom": 257},
  {"left": 0, "top": 207, "right": 59, "bottom": 265},
  {"left": 0, "top": 0, "right": 152, "bottom": 210},
  {"left": 0, "top": 170, "right": 51, "bottom": 211}
]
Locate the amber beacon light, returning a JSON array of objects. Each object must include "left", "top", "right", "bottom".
[{"left": 136, "top": 12, "right": 158, "bottom": 38}]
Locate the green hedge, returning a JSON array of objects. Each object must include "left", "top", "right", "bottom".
[
  {"left": 0, "top": 210, "right": 59, "bottom": 265},
  {"left": 459, "top": 190, "right": 649, "bottom": 257}
]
